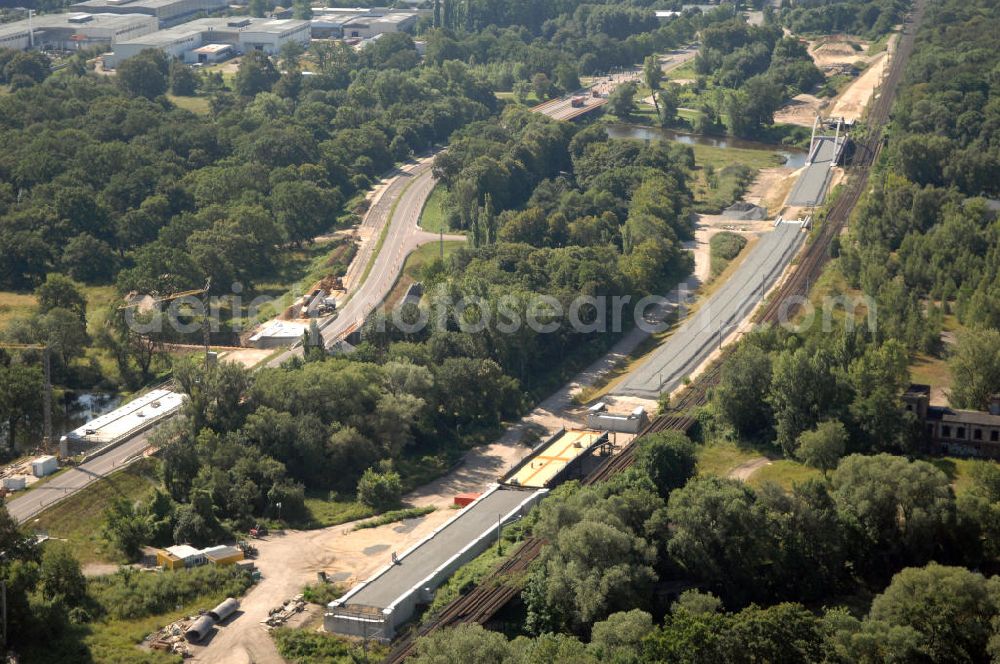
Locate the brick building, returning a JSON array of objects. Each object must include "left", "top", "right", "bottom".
[{"left": 903, "top": 384, "right": 1000, "bottom": 458}]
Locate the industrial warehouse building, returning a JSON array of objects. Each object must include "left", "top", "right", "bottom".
[
  {"left": 310, "top": 8, "right": 419, "bottom": 39},
  {"left": 69, "top": 0, "right": 228, "bottom": 27},
  {"left": 104, "top": 16, "right": 310, "bottom": 67},
  {"left": 342, "top": 12, "right": 418, "bottom": 39},
  {"left": 0, "top": 12, "right": 157, "bottom": 51}
]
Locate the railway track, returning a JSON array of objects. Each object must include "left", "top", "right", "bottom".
[{"left": 382, "top": 6, "right": 923, "bottom": 661}]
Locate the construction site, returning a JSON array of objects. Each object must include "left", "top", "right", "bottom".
[
  {"left": 325, "top": 429, "right": 612, "bottom": 641},
  {"left": 379, "top": 1, "right": 923, "bottom": 658}
]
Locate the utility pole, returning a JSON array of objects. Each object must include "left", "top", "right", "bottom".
[
  {"left": 42, "top": 347, "right": 51, "bottom": 450},
  {"left": 1, "top": 580, "right": 6, "bottom": 652},
  {"left": 201, "top": 277, "right": 212, "bottom": 363},
  {"left": 496, "top": 514, "right": 502, "bottom": 554},
  {"left": 27, "top": 9, "right": 34, "bottom": 49}
]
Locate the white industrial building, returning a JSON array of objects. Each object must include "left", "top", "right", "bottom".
[
  {"left": 342, "top": 12, "right": 418, "bottom": 39},
  {"left": 310, "top": 7, "right": 419, "bottom": 40},
  {"left": 69, "top": 0, "right": 228, "bottom": 27},
  {"left": 104, "top": 16, "right": 310, "bottom": 68},
  {"left": 0, "top": 12, "right": 157, "bottom": 51}
]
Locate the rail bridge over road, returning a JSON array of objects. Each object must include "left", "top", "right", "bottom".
[{"left": 787, "top": 117, "right": 849, "bottom": 207}]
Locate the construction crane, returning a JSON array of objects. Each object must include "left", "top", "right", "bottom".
[
  {"left": 0, "top": 343, "right": 52, "bottom": 453},
  {"left": 119, "top": 279, "right": 213, "bottom": 360}
]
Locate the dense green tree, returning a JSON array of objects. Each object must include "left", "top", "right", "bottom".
[
  {"left": 411, "top": 624, "right": 511, "bottom": 664},
  {"left": 643, "top": 55, "right": 663, "bottom": 114},
  {"left": 61, "top": 233, "right": 116, "bottom": 283},
  {"left": 768, "top": 347, "right": 849, "bottom": 456},
  {"left": 666, "top": 476, "right": 771, "bottom": 603},
  {"left": 116, "top": 49, "right": 169, "bottom": 99},
  {"left": 607, "top": 80, "right": 638, "bottom": 119},
  {"left": 174, "top": 358, "right": 252, "bottom": 434},
  {"left": 713, "top": 342, "right": 773, "bottom": 437},
  {"left": 169, "top": 59, "right": 198, "bottom": 96},
  {"left": 795, "top": 420, "right": 847, "bottom": 473},
  {"left": 292, "top": 0, "right": 311, "bottom": 20},
  {"left": 531, "top": 72, "right": 553, "bottom": 101},
  {"left": 554, "top": 62, "right": 580, "bottom": 92},
  {"left": 832, "top": 454, "right": 956, "bottom": 578},
  {"left": 234, "top": 51, "right": 280, "bottom": 97},
  {"left": 635, "top": 430, "right": 696, "bottom": 498},
  {"left": 39, "top": 543, "right": 87, "bottom": 607},
  {"left": 35, "top": 273, "right": 87, "bottom": 322},
  {"left": 270, "top": 180, "right": 341, "bottom": 245},
  {"left": 248, "top": 0, "right": 267, "bottom": 17},
  {"left": 356, "top": 467, "right": 402, "bottom": 510},
  {"left": 869, "top": 564, "right": 999, "bottom": 663},
  {"left": 2, "top": 50, "right": 51, "bottom": 87},
  {"left": 949, "top": 328, "right": 1000, "bottom": 410},
  {"left": 0, "top": 361, "right": 44, "bottom": 449},
  {"left": 590, "top": 609, "right": 654, "bottom": 661}
]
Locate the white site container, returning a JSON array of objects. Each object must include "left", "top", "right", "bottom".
[
  {"left": 2, "top": 475, "right": 26, "bottom": 491},
  {"left": 31, "top": 455, "right": 58, "bottom": 477}
]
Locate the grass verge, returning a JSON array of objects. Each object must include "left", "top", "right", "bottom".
[
  {"left": 352, "top": 505, "right": 436, "bottom": 531},
  {"left": 384, "top": 240, "right": 465, "bottom": 309},
  {"left": 298, "top": 494, "right": 373, "bottom": 529},
  {"left": 27, "top": 459, "right": 161, "bottom": 565},
  {"left": 747, "top": 459, "right": 823, "bottom": 490},
  {"left": 709, "top": 232, "right": 748, "bottom": 279},
  {"left": 417, "top": 183, "right": 451, "bottom": 234}
]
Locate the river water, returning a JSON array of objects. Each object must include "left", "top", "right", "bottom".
[
  {"left": 605, "top": 124, "right": 808, "bottom": 169},
  {"left": 56, "top": 392, "right": 122, "bottom": 436}
]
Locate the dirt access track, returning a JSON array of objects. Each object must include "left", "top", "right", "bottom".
[
  {"left": 774, "top": 34, "right": 897, "bottom": 127},
  {"left": 187, "top": 438, "right": 532, "bottom": 664}
]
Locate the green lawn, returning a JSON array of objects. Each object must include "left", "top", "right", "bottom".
[
  {"left": 167, "top": 93, "right": 211, "bottom": 114},
  {"left": 690, "top": 143, "right": 783, "bottom": 213},
  {"left": 27, "top": 460, "right": 161, "bottom": 565},
  {"left": 298, "top": 494, "right": 374, "bottom": 529},
  {"left": 910, "top": 353, "right": 952, "bottom": 395},
  {"left": 689, "top": 143, "right": 785, "bottom": 172},
  {"left": 748, "top": 459, "right": 823, "bottom": 491},
  {"left": 418, "top": 183, "right": 452, "bottom": 234},
  {"left": 696, "top": 440, "right": 766, "bottom": 478}
]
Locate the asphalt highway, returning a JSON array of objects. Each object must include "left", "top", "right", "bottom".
[
  {"left": 7, "top": 429, "right": 156, "bottom": 524},
  {"left": 787, "top": 136, "right": 838, "bottom": 207},
  {"left": 614, "top": 222, "right": 805, "bottom": 399}
]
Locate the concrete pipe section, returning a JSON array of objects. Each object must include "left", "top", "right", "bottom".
[
  {"left": 208, "top": 597, "right": 239, "bottom": 623},
  {"left": 185, "top": 615, "right": 215, "bottom": 643}
]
